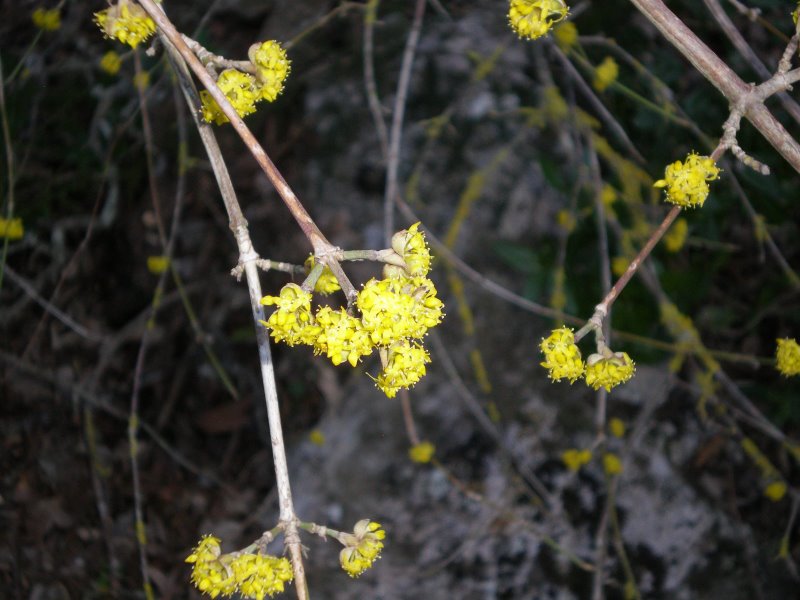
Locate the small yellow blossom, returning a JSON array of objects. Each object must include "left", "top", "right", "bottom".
[
  {"left": 304, "top": 255, "right": 340, "bottom": 295},
  {"left": 185, "top": 535, "right": 237, "bottom": 598},
  {"left": 32, "top": 7, "right": 61, "bottom": 31},
  {"left": 554, "top": 21, "right": 578, "bottom": 49},
  {"left": 95, "top": 1, "right": 157, "bottom": 49},
  {"left": 764, "top": 481, "right": 787, "bottom": 502},
  {"left": 260, "top": 283, "right": 318, "bottom": 346},
  {"left": 0, "top": 217, "right": 24, "bottom": 240},
  {"left": 358, "top": 277, "right": 442, "bottom": 346},
  {"left": 309, "top": 429, "right": 325, "bottom": 446},
  {"left": 248, "top": 40, "right": 291, "bottom": 102},
  {"left": 508, "top": 0, "right": 569, "bottom": 40},
  {"left": 313, "top": 306, "right": 373, "bottom": 367},
  {"left": 609, "top": 417, "right": 626, "bottom": 438},
  {"left": 230, "top": 553, "right": 293, "bottom": 599},
  {"left": 601, "top": 184, "right": 617, "bottom": 208},
  {"left": 664, "top": 218, "right": 688, "bottom": 253},
  {"left": 603, "top": 452, "right": 623, "bottom": 475},
  {"left": 391, "top": 222, "right": 432, "bottom": 277},
  {"left": 375, "top": 340, "right": 430, "bottom": 398},
  {"left": 409, "top": 441, "right": 435, "bottom": 464},
  {"left": 99, "top": 50, "right": 122, "bottom": 75},
  {"left": 654, "top": 153, "right": 720, "bottom": 209},
  {"left": 201, "top": 69, "right": 260, "bottom": 125},
  {"left": 611, "top": 256, "right": 628, "bottom": 277},
  {"left": 556, "top": 209, "right": 575, "bottom": 233},
  {"left": 776, "top": 338, "right": 800, "bottom": 377},
  {"left": 146, "top": 255, "right": 169, "bottom": 274},
  {"left": 593, "top": 56, "right": 618, "bottom": 92},
  {"left": 540, "top": 327, "right": 584, "bottom": 383},
  {"left": 133, "top": 70, "right": 150, "bottom": 91},
  {"left": 339, "top": 520, "right": 386, "bottom": 578},
  {"left": 561, "top": 448, "right": 592, "bottom": 472},
  {"left": 584, "top": 351, "right": 635, "bottom": 391}
]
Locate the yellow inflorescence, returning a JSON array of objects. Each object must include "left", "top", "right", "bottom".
[
  {"left": 375, "top": 340, "right": 431, "bottom": 398},
  {"left": 561, "top": 448, "right": 592, "bottom": 472},
  {"left": 584, "top": 351, "right": 635, "bottom": 392},
  {"left": 508, "top": 0, "right": 569, "bottom": 40},
  {"left": 201, "top": 69, "right": 260, "bottom": 125},
  {"left": 654, "top": 153, "right": 720, "bottom": 209},
  {"left": 249, "top": 40, "right": 292, "bottom": 102},
  {"left": 0, "top": 217, "right": 24, "bottom": 240},
  {"left": 609, "top": 417, "right": 626, "bottom": 438},
  {"left": 593, "top": 56, "right": 618, "bottom": 92},
  {"left": 305, "top": 255, "right": 340, "bottom": 295},
  {"left": 313, "top": 306, "right": 373, "bottom": 367},
  {"left": 32, "top": 7, "right": 61, "bottom": 31},
  {"left": 603, "top": 452, "right": 623, "bottom": 475},
  {"left": 100, "top": 50, "right": 123, "bottom": 75},
  {"left": 95, "top": 1, "right": 157, "bottom": 49},
  {"left": 764, "top": 480, "right": 787, "bottom": 502},
  {"left": 339, "top": 520, "right": 386, "bottom": 578},
  {"left": 409, "top": 441, "right": 436, "bottom": 464},
  {"left": 391, "top": 222, "right": 432, "bottom": 277},
  {"left": 553, "top": 21, "right": 578, "bottom": 49},
  {"left": 186, "top": 535, "right": 293, "bottom": 599},
  {"left": 260, "top": 284, "right": 318, "bottom": 346},
  {"left": 540, "top": 327, "right": 585, "bottom": 383},
  {"left": 664, "top": 217, "right": 688, "bottom": 253},
  {"left": 776, "top": 337, "right": 800, "bottom": 377}
]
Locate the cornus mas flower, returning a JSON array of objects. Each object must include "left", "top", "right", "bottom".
[
  {"left": 376, "top": 340, "right": 430, "bottom": 398},
  {"left": 593, "top": 56, "right": 618, "bottom": 92},
  {"left": 409, "top": 441, "right": 435, "bottom": 464},
  {"left": 776, "top": 338, "right": 800, "bottom": 377},
  {"left": 201, "top": 69, "right": 260, "bottom": 125},
  {"left": 540, "top": 327, "right": 584, "bottom": 383},
  {"left": 313, "top": 307, "right": 373, "bottom": 367},
  {"left": 508, "top": 0, "right": 569, "bottom": 40},
  {"left": 260, "top": 284, "right": 317, "bottom": 346},
  {"left": 584, "top": 351, "right": 635, "bottom": 391},
  {"left": 230, "top": 553, "right": 293, "bottom": 599},
  {"left": 339, "top": 520, "right": 386, "bottom": 578},
  {"left": 185, "top": 535, "right": 237, "bottom": 598},
  {"left": 561, "top": 448, "right": 591, "bottom": 472},
  {"left": 654, "top": 153, "right": 720, "bottom": 208},
  {"left": 99, "top": 50, "right": 122, "bottom": 75},
  {"left": 32, "top": 7, "right": 61, "bottom": 31},
  {"left": 304, "top": 255, "right": 340, "bottom": 295},
  {"left": 391, "top": 222, "right": 431, "bottom": 277},
  {"left": 95, "top": 1, "right": 157, "bottom": 49},
  {"left": 248, "top": 41, "right": 291, "bottom": 102}
]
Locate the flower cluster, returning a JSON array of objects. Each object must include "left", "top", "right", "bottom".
[
  {"left": 593, "top": 56, "right": 618, "bottom": 92},
  {"left": 561, "top": 448, "right": 591, "bottom": 472},
  {"left": 508, "top": 0, "right": 569, "bottom": 40},
  {"left": 260, "top": 224, "right": 443, "bottom": 397},
  {"left": 201, "top": 41, "right": 290, "bottom": 125},
  {"left": 305, "top": 255, "right": 340, "bottom": 295},
  {"left": 338, "top": 520, "right": 386, "bottom": 578},
  {"left": 0, "top": 217, "right": 24, "bottom": 240},
  {"left": 32, "top": 7, "right": 61, "bottom": 31},
  {"left": 654, "top": 153, "right": 720, "bottom": 208},
  {"left": 100, "top": 50, "right": 123, "bottom": 75},
  {"left": 185, "top": 535, "right": 293, "bottom": 599},
  {"left": 540, "top": 327, "right": 635, "bottom": 391},
  {"left": 95, "top": 1, "right": 157, "bottom": 49},
  {"left": 409, "top": 441, "right": 435, "bottom": 464},
  {"left": 776, "top": 337, "right": 800, "bottom": 377}
]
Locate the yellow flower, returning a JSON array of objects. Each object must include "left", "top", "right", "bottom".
[
  {"left": 146, "top": 255, "right": 169, "bottom": 274},
  {"left": 584, "top": 351, "right": 635, "bottom": 391},
  {"left": 133, "top": 70, "right": 150, "bottom": 91},
  {"left": 593, "top": 56, "right": 618, "bottom": 92},
  {"left": 304, "top": 255, "right": 340, "bottom": 295},
  {"left": 339, "top": 520, "right": 385, "bottom": 578},
  {"left": 95, "top": 1, "right": 157, "bottom": 49},
  {"left": 561, "top": 448, "right": 592, "bottom": 472},
  {"left": 556, "top": 209, "right": 575, "bottom": 233},
  {"left": 100, "top": 50, "right": 122, "bottom": 75},
  {"left": 554, "top": 21, "right": 578, "bottom": 49},
  {"left": 391, "top": 222, "right": 432, "bottom": 277},
  {"left": 32, "top": 7, "right": 61, "bottom": 31},
  {"left": 603, "top": 452, "right": 623, "bottom": 475},
  {"left": 201, "top": 69, "right": 260, "bottom": 125},
  {"left": 508, "top": 0, "right": 569, "bottom": 40},
  {"left": 764, "top": 481, "right": 787, "bottom": 502},
  {"left": 309, "top": 429, "right": 325, "bottom": 446},
  {"left": 540, "top": 327, "right": 584, "bottom": 383},
  {"left": 609, "top": 417, "right": 626, "bottom": 438},
  {"left": 664, "top": 217, "right": 688, "bottom": 253},
  {"left": 357, "top": 277, "right": 442, "bottom": 346},
  {"left": 409, "top": 441, "right": 435, "bottom": 464},
  {"left": 185, "top": 535, "right": 237, "bottom": 598},
  {"left": 611, "top": 256, "right": 628, "bottom": 277},
  {"left": 654, "top": 153, "right": 720, "bottom": 209},
  {"left": 375, "top": 339, "right": 430, "bottom": 398},
  {"left": 230, "top": 553, "right": 293, "bottom": 599},
  {"left": 776, "top": 338, "right": 800, "bottom": 377},
  {"left": 601, "top": 184, "right": 617, "bottom": 208},
  {"left": 0, "top": 217, "right": 24, "bottom": 240},
  {"left": 313, "top": 306, "right": 373, "bottom": 367},
  {"left": 248, "top": 40, "right": 291, "bottom": 102},
  {"left": 260, "top": 284, "right": 318, "bottom": 346}
]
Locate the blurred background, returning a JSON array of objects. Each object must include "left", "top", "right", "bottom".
[{"left": 2, "top": 0, "right": 800, "bottom": 598}]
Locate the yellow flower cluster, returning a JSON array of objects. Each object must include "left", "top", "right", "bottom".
[
  {"left": 654, "top": 153, "right": 720, "bottom": 208},
  {"left": 561, "top": 448, "right": 591, "bottom": 472},
  {"left": 508, "top": 0, "right": 569, "bottom": 40},
  {"left": 202, "top": 41, "right": 291, "bottom": 125},
  {"left": 603, "top": 452, "right": 623, "bottom": 475},
  {"left": 261, "top": 224, "right": 442, "bottom": 397},
  {"left": 663, "top": 217, "right": 688, "bottom": 253},
  {"left": 540, "top": 327, "right": 635, "bottom": 391},
  {"left": 100, "top": 50, "right": 123, "bottom": 75},
  {"left": 776, "top": 337, "right": 800, "bottom": 377},
  {"left": 32, "top": 7, "right": 61, "bottom": 31},
  {"left": 185, "top": 535, "right": 293, "bottom": 599},
  {"left": 409, "top": 441, "right": 435, "bottom": 464},
  {"left": 0, "top": 217, "right": 24, "bottom": 240},
  {"left": 95, "top": 1, "right": 157, "bottom": 49},
  {"left": 339, "top": 520, "right": 386, "bottom": 578},
  {"left": 593, "top": 56, "right": 618, "bottom": 92},
  {"left": 305, "top": 255, "right": 340, "bottom": 295}
]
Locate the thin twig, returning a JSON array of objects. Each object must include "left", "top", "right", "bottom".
[{"left": 363, "top": 0, "right": 389, "bottom": 159}]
